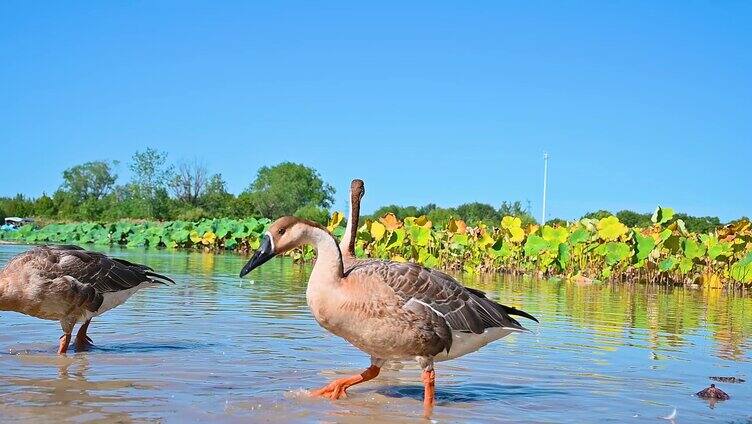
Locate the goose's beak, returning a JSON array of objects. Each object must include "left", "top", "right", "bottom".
[{"left": 240, "top": 235, "right": 275, "bottom": 277}]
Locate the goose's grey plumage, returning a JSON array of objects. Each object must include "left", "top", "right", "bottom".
[
  {"left": 345, "top": 260, "right": 531, "bottom": 339},
  {"left": 0, "top": 245, "right": 174, "bottom": 353}
]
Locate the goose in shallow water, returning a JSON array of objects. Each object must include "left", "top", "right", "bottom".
[
  {"left": 239, "top": 216, "right": 537, "bottom": 416},
  {"left": 0, "top": 245, "right": 174, "bottom": 354}
]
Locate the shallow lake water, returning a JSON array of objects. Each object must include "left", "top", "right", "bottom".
[{"left": 1, "top": 244, "right": 750, "bottom": 423}]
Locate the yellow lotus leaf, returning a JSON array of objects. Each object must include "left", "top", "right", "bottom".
[
  {"left": 413, "top": 215, "right": 432, "bottom": 228},
  {"left": 501, "top": 216, "right": 522, "bottom": 230},
  {"left": 379, "top": 213, "right": 401, "bottom": 231},
  {"left": 391, "top": 255, "right": 407, "bottom": 263},
  {"left": 327, "top": 211, "right": 344, "bottom": 232},
  {"left": 190, "top": 230, "right": 202, "bottom": 243},
  {"left": 479, "top": 231, "right": 495, "bottom": 248},
  {"left": 527, "top": 224, "right": 539, "bottom": 235},
  {"left": 370, "top": 221, "right": 386, "bottom": 241},
  {"left": 542, "top": 225, "right": 569, "bottom": 244},
  {"left": 202, "top": 231, "right": 216, "bottom": 245},
  {"left": 509, "top": 226, "right": 525, "bottom": 243},
  {"left": 596, "top": 216, "right": 628, "bottom": 241}
]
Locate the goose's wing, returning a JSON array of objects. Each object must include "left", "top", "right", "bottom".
[
  {"left": 346, "top": 260, "right": 536, "bottom": 334},
  {"left": 34, "top": 245, "right": 174, "bottom": 293}
]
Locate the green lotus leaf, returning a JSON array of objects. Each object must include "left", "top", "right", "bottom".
[
  {"left": 682, "top": 238, "right": 706, "bottom": 260},
  {"left": 410, "top": 225, "right": 431, "bottom": 247},
  {"left": 678, "top": 257, "right": 693, "bottom": 274},
  {"left": 659, "top": 257, "right": 677, "bottom": 272},
  {"left": 524, "top": 235, "right": 549, "bottom": 257},
  {"left": 708, "top": 241, "right": 733, "bottom": 260},
  {"left": 634, "top": 232, "right": 656, "bottom": 261},
  {"left": 729, "top": 252, "right": 752, "bottom": 282},
  {"left": 386, "top": 228, "right": 406, "bottom": 250},
  {"left": 569, "top": 228, "right": 590, "bottom": 244},
  {"left": 558, "top": 243, "right": 570, "bottom": 270},
  {"left": 651, "top": 206, "right": 675, "bottom": 225},
  {"left": 595, "top": 242, "right": 631, "bottom": 266},
  {"left": 452, "top": 233, "right": 469, "bottom": 247}
]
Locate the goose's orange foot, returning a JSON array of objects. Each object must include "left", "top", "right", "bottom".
[
  {"left": 310, "top": 365, "right": 381, "bottom": 400},
  {"left": 310, "top": 378, "right": 352, "bottom": 400},
  {"left": 422, "top": 369, "right": 436, "bottom": 418},
  {"left": 58, "top": 334, "right": 71, "bottom": 355}
]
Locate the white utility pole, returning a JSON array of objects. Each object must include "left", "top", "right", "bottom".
[{"left": 542, "top": 152, "right": 549, "bottom": 225}]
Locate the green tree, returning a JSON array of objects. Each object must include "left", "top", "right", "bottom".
[
  {"left": 200, "top": 174, "right": 235, "bottom": 217},
  {"left": 169, "top": 160, "right": 207, "bottom": 205},
  {"left": 455, "top": 202, "right": 499, "bottom": 226},
  {"left": 545, "top": 218, "right": 568, "bottom": 227},
  {"left": 245, "top": 162, "right": 335, "bottom": 218},
  {"left": 61, "top": 161, "right": 118, "bottom": 202},
  {"left": 129, "top": 148, "right": 173, "bottom": 218},
  {"left": 498, "top": 201, "right": 537, "bottom": 226},
  {"left": 294, "top": 204, "right": 330, "bottom": 225},
  {"left": 675, "top": 213, "right": 721, "bottom": 233},
  {"left": 33, "top": 194, "right": 57, "bottom": 217},
  {"left": 370, "top": 205, "right": 422, "bottom": 220},
  {"left": 0, "top": 194, "right": 34, "bottom": 218},
  {"left": 582, "top": 210, "right": 613, "bottom": 220},
  {"left": 615, "top": 210, "right": 652, "bottom": 227}
]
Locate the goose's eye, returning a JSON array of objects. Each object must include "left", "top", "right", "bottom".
[{"left": 278, "top": 228, "right": 286, "bottom": 235}]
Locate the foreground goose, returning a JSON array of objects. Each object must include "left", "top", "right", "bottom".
[
  {"left": 240, "top": 217, "right": 537, "bottom": 415},
  {"left": 0, "top": 245, "right": 174, "bottom": 354}
]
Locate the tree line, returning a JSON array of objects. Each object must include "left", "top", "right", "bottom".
[
  {"left": 0, "top": 149, "right": 335, "bottom": 224},
  {"left": 0, "top": 148, "right": 734, "bottom": 232}
]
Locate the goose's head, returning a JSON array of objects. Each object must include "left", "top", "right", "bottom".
[
  {"left": 351, "top": 179, "right": 365, "bottom": 201},
  {"left": 239, "top": 216, "right": 325, "bottom": 277}
]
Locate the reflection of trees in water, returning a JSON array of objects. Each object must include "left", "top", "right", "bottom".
[{"left": 98, "top": 248, "right": 752, "bottom": 360}]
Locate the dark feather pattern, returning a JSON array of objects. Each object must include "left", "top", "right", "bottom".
[
  {"left": 464, "top": 286, "right": 539, "bottom": 323},
  {"left": 346, "top": 260, "right": 536, "bottom": 335},
  {"left": 25, "top": 245, "right": 174, "bottom": 311}
]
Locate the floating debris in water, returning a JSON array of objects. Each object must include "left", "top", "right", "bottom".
[
  {"left": 696, "top": 384, "right": 730, "bottom": 400},
  {"left": 709, "top": 376, "right": 745, "bottom": 383}
]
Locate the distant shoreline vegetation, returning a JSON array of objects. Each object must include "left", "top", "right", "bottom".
[
  {"left": 0, "top": 147, "right": 744, "bottom": 231},
  {"left": 1, "top": 207, "right": 750, "bottom": 288},
  {"left": 1, "top": 148, "right": 750, "bottom": 286}
]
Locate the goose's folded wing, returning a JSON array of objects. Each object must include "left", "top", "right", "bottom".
[
  {"left": 348, "top": 261, "right": 534, "bottom": 334},
  {"left": 39, "top": 246, "right": 174, "bottom": 293}
]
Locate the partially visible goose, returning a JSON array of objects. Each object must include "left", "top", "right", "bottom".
[
  {"left": 339, "top": 179, "right": 365, "bottom": 267},
  {"left": 240, "top": 217, "right": 537, "bottom": 415},
  {"left": 0, "top": 245, "right": 174, "bottom": 354}
]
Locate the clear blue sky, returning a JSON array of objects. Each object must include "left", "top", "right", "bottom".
[{"left": 1, "top": 1, "right": 750, "bottom": 221}]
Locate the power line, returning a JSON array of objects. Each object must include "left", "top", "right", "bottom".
[{"left": 542, "top": 152, "right": 549, "bottom": 225}]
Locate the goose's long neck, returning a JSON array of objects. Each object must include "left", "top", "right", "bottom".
[
  {"left": 307, "top": 226, "right": 344, "bottom": 285},
  {"left": 340, "top": 194, "right": 360, "bottom": 258}
]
